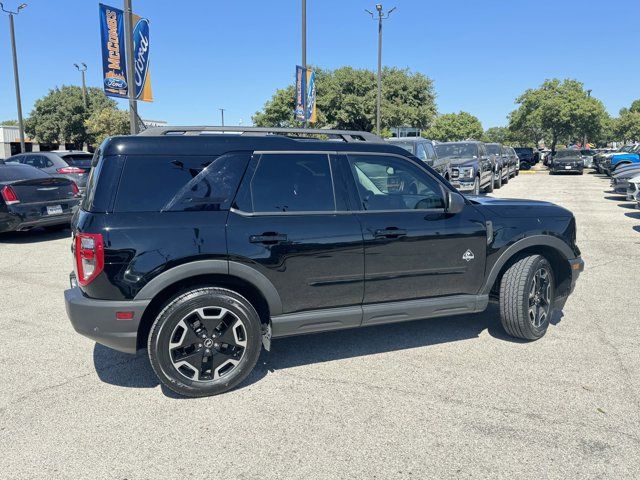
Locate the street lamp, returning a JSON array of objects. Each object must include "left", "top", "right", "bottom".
[
  {"left": 219, "top": 108, "right": 225, "bottom": 127},
  {"left": 365, "top": 4, "right": 396, "bottom": 136},
  {"left": 74, "top": 63, "right": 88, "bottom": 109},
  {"left": 584, "top": 89, "right": 592, "bottom": 149},
  {"left": 1, "top": 2, "right": 28, "bottom": 153}
]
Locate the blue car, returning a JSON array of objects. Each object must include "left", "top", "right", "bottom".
[{"left": 603, "top": 144, "right": 640, "bottom": 175}]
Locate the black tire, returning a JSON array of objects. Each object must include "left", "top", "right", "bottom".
[
  {"left": 148, "top": 287, "right": 262, "bottom": 397},
  {"left": 499, "top": 255, "right": 555, "bottom": 340},
  {"left": 472, "top": 177, "right": 480, "bottom": 195},
  {"left": 483, "top": 175, "right": 494, "bottom": 193},
  {"left": 494, "top": 170, "right": 502, "bottom": 189}
]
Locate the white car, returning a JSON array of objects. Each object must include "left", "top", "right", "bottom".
[{"left": 626, "top": 173, "right": 640, "bottom": 201}]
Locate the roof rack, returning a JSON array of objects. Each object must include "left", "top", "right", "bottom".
[{"left": 137, "top": 126, "right": 384, "bottom": 143}]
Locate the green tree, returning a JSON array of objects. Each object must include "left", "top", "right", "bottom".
[
  {"left": 25, "top": 86, "right": 116, "bottom": 145},
  {"left": 482, "top": 126, "right": 512, "bottom": 144},
  {"left": 508, "top": 79, "right": 608, "bottom": 150},
  {"left": 615, "top": 111, "right": 640, "bottom": 142},
  {"left": 425, "top": 112, "right": 483, "bottom": 142},
  {"left": 85, "top": 108, "right": 130, "bottom": 146},
  {"left": 253, "top": 67, "right": 436, "bottom": 132},
  {"left": 629, "top": 99, "right": 640, "bottom": 114},
  {"left": 1, "top": 119, "right": 18, "bottom": 126}
]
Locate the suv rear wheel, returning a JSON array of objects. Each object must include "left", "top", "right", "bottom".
[
  {"left": 148, "top": 287, "right": 262, "bottom": 397},
  {"left": 499, "top": 254, "right": 555, "bottom": 340}
]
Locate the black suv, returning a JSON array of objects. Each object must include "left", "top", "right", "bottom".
[
  {"left": 434, "top": 141, "right": 494, "bottom": 194},
  {"left": 386, "top": 137, "right": 452, "bottom": 181},
  {"left": 65, "top": 127, "right": 584, "bottom": 397}
]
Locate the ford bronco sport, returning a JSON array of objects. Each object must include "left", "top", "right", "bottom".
[{"left": 65, "top": 127, "right": 584, "bottom": 397}]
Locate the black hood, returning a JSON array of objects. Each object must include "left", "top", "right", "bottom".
[
  {"left": 468, "top": 196, "right": 572, "bottom": 218},
  {"left": 449, "top": 157, "right": 478, "bottom": 167}
]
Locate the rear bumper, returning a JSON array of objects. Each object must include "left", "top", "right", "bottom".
[
  {"left": 64, "top": 286, "right": 149, "bottom": 354},
  {"left": 0, "top": 200, "right": 79, "bottom": 232}
]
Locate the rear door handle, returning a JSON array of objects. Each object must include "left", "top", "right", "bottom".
[
  {"left": 249, "top": 233, "right": 288, "bottom": 245},
  {"left": 374, "top": 227, "right": 407, "bottom": 239}
]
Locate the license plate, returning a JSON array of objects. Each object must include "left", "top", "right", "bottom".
[
  {"left": 46, "top": 205, "right": 63, "bottom": 215},
  {"left": 565, "top": 165, "right": 572, "bottom": 170}
]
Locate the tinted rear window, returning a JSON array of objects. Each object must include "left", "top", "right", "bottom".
[
  {"left": 0, "top": 165, "right": 49, "bottom": 182},
  {"left": 61, "top": 155, "right": 93, "bottom": 168},
  {"left": 114, "top": 153, "right": 250, "bottom": 212}
]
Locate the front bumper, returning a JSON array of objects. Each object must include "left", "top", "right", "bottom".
[
  {"left": 551, "top": 165, "right": 583, "bottom": 173},
  {"left": 450, "top": 178, "right": 476, "bottom": 192},
  {"left": 65, "top": 285, "right": 150, "bottom": 354}
]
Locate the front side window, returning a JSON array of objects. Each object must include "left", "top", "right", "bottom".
[
  {"left": 424, "top": 142, "right": 436, "bottom": 160},
  {"left": 348, "top": 155, "right": 445, "bottom": 211},
  {"left": 415, "top": 143, "right": 428, "bottom": 161},
  {"left": 248, "top": 153, "right": 336, "bottom": 213}
]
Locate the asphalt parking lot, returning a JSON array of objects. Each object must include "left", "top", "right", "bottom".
[{"left": 1, "top": 170, "right": 639, "bottom": 479}]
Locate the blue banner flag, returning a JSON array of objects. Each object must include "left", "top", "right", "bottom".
[
  {"left": 295, "top": 65, "right": 306, "bottom": 121},
  {"left": 99, "top": 3, "right": 128, "bottom": 98}
]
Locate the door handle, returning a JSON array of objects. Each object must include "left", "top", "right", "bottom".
[
  {"left": 374, "top": 227, "right": 407, "bottom": 239},
  {"left": 249, "top": 233, "right": 288, "bottom": 245}
]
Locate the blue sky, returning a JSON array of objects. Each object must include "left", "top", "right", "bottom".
[{"left": 0, "top": 0, "right": 638, "bottom": 129}]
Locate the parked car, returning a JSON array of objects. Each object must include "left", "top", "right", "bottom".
[
  {"left": 611, "top": 163, "right": 640, "bottom": 194},
  {"left": 549, "top": 150, "right": 584, "bottom": 175},
  {"left": 387, "top": 137, "right": 452, "bottom": 180},
  {"left": 434, "top": 141, "right": 494, "bottom": 194},
  {"left": 0, "top": 163, "right": 81, "bottom": 233},
  {"left": 625, "top": 173, "right": 640, "bottom": 201},
  {"left": 502, "top": 146, "right": 520, "bottom": 177},
  {"left": 601, "top": 145, "right": 640, "bottom": 176},
  {"left": 64, "top": 126, "right": 584, "bottom": 397},
  {"left": 514, "top": 147, "right": 536, "bottom": 170},
  {"left": 484, "top": 143, "right": 510, "bottom": 189},
  {"left": 580, "top": 150, "right": 596, "bottom": 169},
  {"left": 5, "top": 150, "right": 93, "bottom": 192}
]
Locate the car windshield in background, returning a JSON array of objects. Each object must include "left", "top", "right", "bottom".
[
  {"left": 555, "top": 150, "right": 581, "bottom": 159},
  {"left": 580, "top": 150, "right": 594, "bottom": 156},
  {"left": 485, "top": 144, "right": 501, "bottom": 155},
  {"left": 389, "top": 142, "right": 415, "bottom": 154},
  {"left": 0, "top": 165, "right": 50, "bottom": 182},
  {"left": 435, "top": 143, "right": 477, "bottom": 159},
  {"left": 61, "top": 155, "right": 93, "bottom": 169},
  {"left": 514, "top": 148, "right": 533, "bottom": 155}
]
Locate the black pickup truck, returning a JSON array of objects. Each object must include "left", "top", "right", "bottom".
[{"left": 65, "top": 127, "right": 584, "bottom": 397}]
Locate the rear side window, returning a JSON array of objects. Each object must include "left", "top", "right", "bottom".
[
  {"left": 0, "top": 165, "right": 49, "bottom": 181},
  {"left": 238, "top": 153, "right": 335, "bottom": 213},
  {"left": 114, "top": 153, "right": 250, "bottom": 212}
]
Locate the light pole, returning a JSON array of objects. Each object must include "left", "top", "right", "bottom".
[
  {"left": 219, "top": 108, "right": 225, "bottom": 127},
  {"left": 124, "top": 0, "right": 138, "bottom": 134},
  {"left": 365, "top": 4, "right": 395, "bottom": 136},
  {"left": 301, "top": 0, "right": 307, "bottom": 128},
  {"left": 74, "top": 63, "right": 88, "bottom": 109},
  {"left": 584, "top": 89, "right": 592, "bottom": 149},
  {"left": 1, "top": 2, "right": 27, "bottom": 153}
]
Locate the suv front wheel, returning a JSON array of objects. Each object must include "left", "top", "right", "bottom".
[
  {"left": 499, "top": 254, "right": 555, "bottom": 340},
  {"left": 148, "top": 287, "right": 262, "bottom": 397}
]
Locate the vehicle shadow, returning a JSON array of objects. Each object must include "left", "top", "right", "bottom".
[
  {"left": 617, "top": 203, "right": 637, "bottom": 210},
  {"left": 624, "top": 212, "right": 640, "bottom": 219},
  {"left": 603, "top": 195, "right": 627, "bottom": 201},
  {"left": 0, "top": 226, "right": 70, "bottom": 244},
  {"left": 93, "top": 303, "right": 564, "bottom": 398}
]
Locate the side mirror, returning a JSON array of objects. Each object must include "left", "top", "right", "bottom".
[{"left": 446, "top": 191, "right": 465, "bottom": 214}]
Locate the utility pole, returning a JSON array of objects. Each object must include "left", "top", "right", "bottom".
[
  {"left": 219, "top": 108, "right": 225, "bottom": 127},
  {"left": 1, "top": 2, "right": 27, "bottom": 153},
  {"left": 74, "top": 63, "right": 88, "bottom": 109},
  {"left": 124, "top": 0, "right": 138, "bottom": 134},
  {"left": 301, "top": 0, "right": 307, "bottom": 128},
  {"left": 584, "top": 89, "right": 592, "bottom": 149},
  {"left": 366, "top": 4, "right": 396, "bottom": 136}
]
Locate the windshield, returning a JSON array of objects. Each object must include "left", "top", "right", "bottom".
[
  {"left": 0, "top": 165, "right": 50, "bottom": 182},
  {"left": 555, "top": 150, "right": 581, "bottom": 159},
  {"left": 514, "top": 148, "right": 533, "bottom": 155},
  {"left": 485, "top": 144, "right": 501, "bottom": 155},
  {"left": 580, "top": 150, "right": 594, "bottom": 156},
  {"left": 435, "top": 143, "right": 477, "bottom": 159}
]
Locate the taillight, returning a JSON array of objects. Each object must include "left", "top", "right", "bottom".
[
  {"left": 74, "top": 233, "right": 104, "bottom": 286},
  {"left": 1, "top": 185, "right": 19, "bottom": 205},
  {"left": 70, "top": 181, "right": 80, "bottom": 196},
  {"left": 57, "top": 166, "right": 86, "bottom": 174}
]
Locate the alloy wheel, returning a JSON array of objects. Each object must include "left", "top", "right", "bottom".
[
  {"left": 528, "top": 268, "right": 551, "bottom": 327},
  {"left": 168, "top": 307, "right": 247, "bottom": 382}
]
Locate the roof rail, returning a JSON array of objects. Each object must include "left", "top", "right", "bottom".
[{"left": 137, "top": 126, "right": 385, "bottom": 143}]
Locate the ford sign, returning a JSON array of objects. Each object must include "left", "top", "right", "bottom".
[
  {"left": 133, "top": 18, "right": 150, "bottom": 100},
  {"left": 104, "top": 77, "right": 127, "bottom": 90}
]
